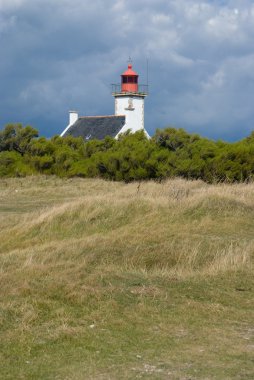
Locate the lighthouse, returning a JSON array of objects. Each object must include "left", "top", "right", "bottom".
[
  {"left": 112, "top": 62, "right": 149, "bottom": 138},
  {"left": 61, "top": 62, "right": 149, "bottom": 140}
]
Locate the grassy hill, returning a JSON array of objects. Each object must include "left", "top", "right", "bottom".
[{"left": 0, "top": 177, "right": 253, "bottom": 379}]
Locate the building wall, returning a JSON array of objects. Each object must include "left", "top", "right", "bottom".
[
  {"left": 61, "top": 111, "right": 79, "bottom": 137},
  {"left": 114, "top": 95, "right": 145, "bottom": 136}
]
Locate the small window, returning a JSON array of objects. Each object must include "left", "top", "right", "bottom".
[
  {"left": 122, "top": 76, "right": 137, "bottom": 84},
  {"left": 129, "top": 77, "right": 137, "bottom": 83}
]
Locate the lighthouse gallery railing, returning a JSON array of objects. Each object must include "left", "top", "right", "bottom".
[{"left": 111, "top": 84, "right": 149, "bottom": 95}]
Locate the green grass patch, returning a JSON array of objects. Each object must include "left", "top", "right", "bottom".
[{"left": 0, "top": 177, "right": 253, "bottom": 379}]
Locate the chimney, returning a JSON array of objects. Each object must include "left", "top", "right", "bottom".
[{"left": 69, "top": 110, "right": 78, "bottom": 125}]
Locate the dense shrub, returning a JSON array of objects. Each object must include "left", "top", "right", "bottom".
[
  {"left": 1, "top": 123, "right": 254, "bottom": 182},
  {"left": 0, "top": 123, "right": 38, "bottom": 154}
]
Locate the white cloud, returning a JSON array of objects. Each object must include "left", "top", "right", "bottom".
[
  {"left": 202, "top": 70, "right": 226, "bottom": 90},
  {"left": 0, "top": 0, "right": 26, "bottom": 10}
]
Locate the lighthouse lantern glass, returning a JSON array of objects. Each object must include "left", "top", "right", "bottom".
[{"left": 121, "top": 64, "right": 139, "bottom": 92}]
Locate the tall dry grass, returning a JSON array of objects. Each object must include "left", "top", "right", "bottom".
[
  {"left": 1, "top": 176, "right": 254, "bottom": 380},
  {"left": 0, "top": 176, "right": 253, "bottom": 280}
]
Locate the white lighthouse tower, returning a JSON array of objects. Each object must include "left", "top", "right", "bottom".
[
  {"left": 112, "top": 62, "right": 149, "bottom": 137},
  {"left": 61, "top": 62, "right": 149, "bottom": 140}
]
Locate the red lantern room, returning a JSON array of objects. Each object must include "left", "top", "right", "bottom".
[{"left": 121, "top": 63, "right": 139, "bottom": 93}]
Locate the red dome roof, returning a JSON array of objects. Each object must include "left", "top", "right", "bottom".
[{"left": 121, "top": 64, "right": 138, "bottom": 77}]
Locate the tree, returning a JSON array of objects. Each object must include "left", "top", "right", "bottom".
[{"left": 0, "top": 124, "right": 38, "bottom": 154}]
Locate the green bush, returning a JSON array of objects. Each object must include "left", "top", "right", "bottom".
[
  {"left": 1, "top": 123, "right": 254, "bottom": 182},
  {"left": 0, "top": 151, "right": 33, "bottom": 177}
]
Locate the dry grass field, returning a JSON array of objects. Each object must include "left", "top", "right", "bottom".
[{"left": 0, "top": 176, "right": 253, "bottom": 379}]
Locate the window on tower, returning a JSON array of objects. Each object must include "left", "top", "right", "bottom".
[{"left": 122, "top": 77, "right": 138, "bottom": 84}]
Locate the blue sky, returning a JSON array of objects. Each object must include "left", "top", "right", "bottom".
[{"left": 0, "top": 0, "right": 254, "bottom": 141}]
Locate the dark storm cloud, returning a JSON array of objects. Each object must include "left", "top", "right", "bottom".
[{"left": 0, "top": 0, "right": 254, "bottom": 140}]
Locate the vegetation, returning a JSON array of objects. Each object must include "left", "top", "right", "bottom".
[
  {"left": 1, "top": 123, "right": 254, "bottom": 182},
  {"left": 0, "top": 177, "right": 253, "bottom": 379}
]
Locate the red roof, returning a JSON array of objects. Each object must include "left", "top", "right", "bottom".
[{"left": 121, "top": 64, "right": 138, "bottom": 77}]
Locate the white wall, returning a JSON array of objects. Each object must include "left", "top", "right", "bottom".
[
  {"left": 114, "top": 95, "right": 145, "bottom": 136},
  {"left": 60, "top": 111, "right": 79, "bottom": 137},
  {"left": 69, "top": 111, "right": 78, "bottom": 126}
]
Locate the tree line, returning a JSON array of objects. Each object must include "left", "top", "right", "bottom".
[{"left": 1, "top": 123, "right": 254, "bottom": 182}]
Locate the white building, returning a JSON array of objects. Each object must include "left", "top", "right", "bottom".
[{"left": 60, "top": 63, "right": 149, "bottom": 140}]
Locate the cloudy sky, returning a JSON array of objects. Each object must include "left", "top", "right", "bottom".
[{"left": 0, "top": 0, "right": 254, "bottom": 140}]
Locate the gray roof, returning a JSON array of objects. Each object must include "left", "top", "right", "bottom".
[{"left": 63, "top": 115, "right": 126, "bottom": 140}]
